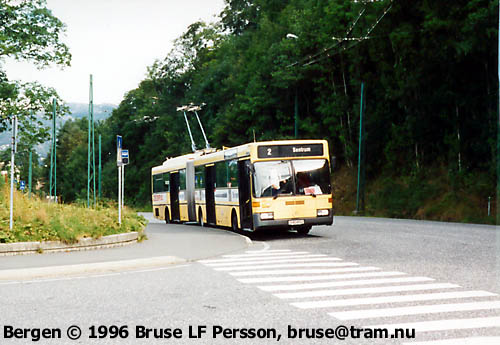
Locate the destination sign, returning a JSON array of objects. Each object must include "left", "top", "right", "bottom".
[{"left": 257, "top": 144, "right": 324, "bottom": 158}]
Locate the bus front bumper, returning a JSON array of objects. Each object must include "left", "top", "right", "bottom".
[{"left": 252, "top": 213, "right": 333, "bottom": 231}]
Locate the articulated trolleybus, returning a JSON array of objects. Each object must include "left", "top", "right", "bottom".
[{"left": 152, "top": 140, "right": 333, "bottom": 234}]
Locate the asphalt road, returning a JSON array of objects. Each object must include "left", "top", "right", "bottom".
[{"left": 0, "top": 215, "right": 499, "bottom": 345}]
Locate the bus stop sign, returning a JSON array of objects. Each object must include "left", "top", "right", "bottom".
[
  {"left": 20, "top": 180, "right": 25, "bottom": 191},
  {"left": 121, "top": 149, "right": 129, "bottom": 165}
]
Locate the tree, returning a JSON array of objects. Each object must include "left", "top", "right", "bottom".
[{"left": 0, "top": 0, "right": 71, "bottom": 144}]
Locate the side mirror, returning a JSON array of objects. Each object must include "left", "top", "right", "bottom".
[{"left": 246, "top": 162, "right": 255, "bottom": 175}]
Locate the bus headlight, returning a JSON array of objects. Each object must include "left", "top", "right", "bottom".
[
  {"left": 317, "top": 209, "right": 329, "bottom": 217},
  {"left": 260, "top": 212, "right": 274, "bottom": 220}
]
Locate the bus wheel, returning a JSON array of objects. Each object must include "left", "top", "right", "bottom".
[
  {"left": 165, "top": 207, "right": 170, "bottom": 224},
  {"left": 231, "top": 211, "right": 239, "bottom": 232},
  {"left": 297, "top": 225, "right": 311, "bottom": 235},
  {"left": 198, "top": 208, "right": 204, "bottom": 227}
]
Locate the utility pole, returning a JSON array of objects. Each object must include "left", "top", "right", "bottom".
[
  {"left": 48, "top": 99, "right": 57, "bottom": 201},
  {"left": 53, "top": 98, "right": 57, "bottom": 201},
  {"left": 98, "top": 134, "right": 102, "bottom": 199},
  {"left": 88, "top": 74, "right": 96, "bottom": 207},
  {"left": 294, "top": 89, "right": 299, "bottom": 139},
  {"left": 28, "top": 150, "right": 32, "bottom": 199},
  {"left": 9, "top": 115, "right": 17, "bottom": 230},
  {"left": 356, "top": 82, "right": 366, "bottom": 214}
]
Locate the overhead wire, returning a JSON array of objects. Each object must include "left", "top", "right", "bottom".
[{"left": 292, "top": 0, "right": 394, "bottom": 68}]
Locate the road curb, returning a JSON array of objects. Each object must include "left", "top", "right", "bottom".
[
  {"left": 0, "top": 232, "right": 139, "bottom": 256},
  {"left": 0, "top": 256, "right": 186, "bottom": 281}
]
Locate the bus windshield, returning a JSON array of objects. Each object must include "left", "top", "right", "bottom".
[{"left": 253, "top": 159, "right": 330, "bottom": 198}]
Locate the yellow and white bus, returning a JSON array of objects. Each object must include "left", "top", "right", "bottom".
[{"left": 152, "top": 139, "right": 333, "bottom": 234}]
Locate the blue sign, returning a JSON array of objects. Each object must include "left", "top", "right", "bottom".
[
  {"left": 117, "top": 135, "right": 122, "bottom": 165},
  {"left": 20, "top": 180, "right": 25, "bottom": 191},
  {"left": 121, "top": 149, "right": 129, "bottom": 165},
  {"left": 117, "top": 135, "right": 122, "bottom": 149}
]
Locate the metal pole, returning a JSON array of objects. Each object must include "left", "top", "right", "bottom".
[
  {"left": 98, "top": 134, "right": 102, "bottom": 199},
  {"left": 49, "top": 111, "right": 53, "bottom": 199},
  {"left": 53, "top": 98, "right": 57, "bottom": 202},
  {"left": 118, "top": 165, "right": 122, "bottom": 225},
  {"left": 497, "top": 1, "right": 500, "bottom": 224},
  {"left": 193, "top": 110, "right": 210, "bottom": 149},
  {"left": 9, "top": 115, "right": 16, "bottom": 230},
  {"left": 294, "top": 89, "right": 299, "bottom": 139},
  {"left": 92, "top": 101, "right": 96, "bottom": 208},
  {"left": 183, "top": 111, "right": 197, "bottom": 152},
  {"left": 356, "top": 82, "right": 365, "bottom": 213},
  {"left": 122, "top": 164, "right": 125, "bottom": 208},
  {"left": 88, "top": 75, "right": 92, "bottom": 207},
  {"left": 28, "top": 150, "right": 32, "bottom": 199}
]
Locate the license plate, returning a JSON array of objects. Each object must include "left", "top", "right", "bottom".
[{"left": 288, "top": 219, "right": 305, "bottom": 226}]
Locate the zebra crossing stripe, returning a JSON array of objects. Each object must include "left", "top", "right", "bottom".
[
  {"left": 229, "top": 265, "right": 363, "bottom": 276},
  {"left": 245, "top": 249, "right": 291, "bottom": 254},
  {"left": 198, "top": 254, "right": 327, "bottom": 264},
  {"left": 370, "top": 316, "right": 500, "bottom": 333},
  {"left": 402, "top": 336, "right": 500, "bottom": 345},
  {"left": 222, "top": 251, "right": 310, "bottom": 258},
  {"left": 258, "top": 276, "right": 435, "bottom": 292},
  {"left": 331, "top": 300, "right": 500, "bottom": 320},
  {"left": 237, "top": 270, "right": 402, "bottom": 284},
  {"left": 203, "top": 257, "right": 342, "bottom": 267},
  {"left": 275, "top": 283, "right": 459, "bottom": 299},
  {"left": 214, "top": 262, "right": 354, "bottom": 271},
  {"left": 291, "top": 291, "right": 496, "bottom": 309}
]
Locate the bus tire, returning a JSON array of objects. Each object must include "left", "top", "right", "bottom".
[
  {"left": 297, "top": 225, "right": 311, "bottom": 235},
  {"left": 198, "top": 208, "right": 204, "bottom": 227},
  {"left": 231, "top": 211, "right": 238, "bottom": 232},
  {"left": 165, "top": 207, "right": 170, "bottom": 224}
]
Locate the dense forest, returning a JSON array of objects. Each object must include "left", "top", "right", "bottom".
[{"left": 30, "top": 1, "right": 500, "bottom": 222}]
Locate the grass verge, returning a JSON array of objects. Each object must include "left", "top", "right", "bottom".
[{"left": 0, "top": 181, "right": 146, "bottom": 244}]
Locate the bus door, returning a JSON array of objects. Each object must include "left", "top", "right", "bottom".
[
  {"left": 186, "top": 161, "right": 196, "bottom": 222},
  {"left": 170, "top": 172, "right": 180, "bottom": 221},
  {"left": 205, "top": 165, "right": 216, "bottom": 225},
  {"left": 238, "top": 160, "right": 253, "bottom": 230}
]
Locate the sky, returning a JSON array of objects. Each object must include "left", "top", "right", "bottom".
[{"left": 3, "top": 0, "right": 226, "bottom": 105}]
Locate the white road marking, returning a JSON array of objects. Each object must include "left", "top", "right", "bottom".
[
  {"left": 291, "top": 291, "right": 497, "bottom": 309},
  {"left": 402, "top": 336, "right": 500, "bottom": 345},
  {"left": 203, "top": 257, "right": 342, "bottom": 267},
  {"left": 222, "top": 251, "right": 309, "bottom": 258},
  {"left": 215, "top": 262, "right": 358, "bottom": 271},
  {"left": 0, "top": 256, "right": 186, "bottom": 281},
  {"left": 198, "top": 254, "right": 327, "bottom": 264},
  {"left": 275, "top": 283, "right": 459, "bottom": 299},
  {"left": 258, "top": 276, "right": 435, "bottom": 292},
  {"left": 245, "top": 248, "right": 287, "bottom": 254},
  {"left": 331, "top": 300, "right": 500, "bottom": 320},
  {"left": 230, "top": 265, "right": 372, "bottom": 277},
  {"left": 238, "top": 270, "right": 403, "bottom": 284},
  {"left": 370, "top": 316, "right": 500, "bottom": 333},
  {"left": 0, "top": 264, "right": 192, "bottom": 285}
]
